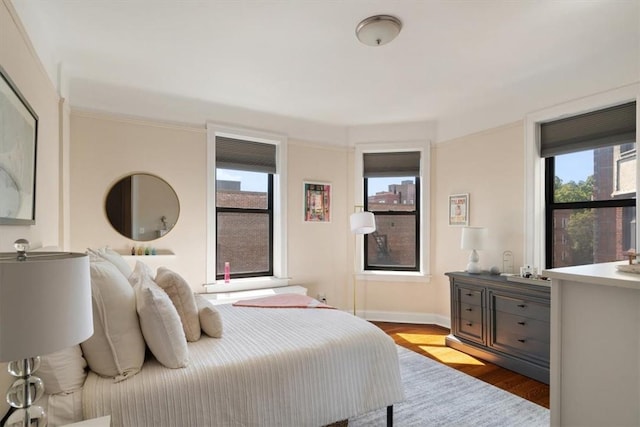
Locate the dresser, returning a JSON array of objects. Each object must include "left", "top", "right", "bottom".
[{"left": 445, "top": 272, "right": 550, "bottom": 384}]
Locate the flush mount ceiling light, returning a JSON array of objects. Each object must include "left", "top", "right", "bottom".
[{"left": 356, "top": 15, "right": 402, "bottom": 46}]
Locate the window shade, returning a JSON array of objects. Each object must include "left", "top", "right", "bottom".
[
  {"left": 540, "top": 101, "right": 636, "bottom": 158},
  {"left": 216, "top": 136, "right": 276, "bottom": 173},
  {"left": 363, "top": 151, "right": 421, "bottom": 177}
]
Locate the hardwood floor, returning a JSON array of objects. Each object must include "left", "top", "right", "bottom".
[{"left": 373, "top": 321, "right": 550, "bottom": 409}]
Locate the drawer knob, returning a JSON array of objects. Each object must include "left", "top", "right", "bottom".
[
  {"left": 517, "top": 304, "right": 526, "bottom": 308},
  {"left": 517, "top": 339, "right": 526, "bottom": 343},
  {"left": 517, "top": 321, "right": 526, "bottom": 326},
  {"left": 466, "top": 293, "right": 473, "bottom": 296},
  {"left": 465, "top": 308, "right": 473, "bottom": 312},
  {"left": 466, "top": 322, "right": 473, "bottom": 327}
]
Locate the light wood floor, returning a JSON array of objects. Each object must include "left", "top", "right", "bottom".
[{"left": 372, "top": 321, "right": 550, "bottom": 409}]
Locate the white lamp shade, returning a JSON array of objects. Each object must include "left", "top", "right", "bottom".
[
  {"left": 350, "top": 211, "right": 376, "bottom": 235},
  {"left": 0, "top": 252, "right": 93, "bottom": 361},
  {"left": 461, "top": 227, "right": 488, "bottom": 250}
]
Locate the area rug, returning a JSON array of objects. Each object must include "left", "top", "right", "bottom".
[{"left": 350, "top": 346, "right": 549, "bottom": 427}]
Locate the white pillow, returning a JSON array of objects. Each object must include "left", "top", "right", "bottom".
[
  {"left": 80, "top": 260, "right": 145, "bottom": 381},
  {"left": 39, "top": 346, "right": 87, "bottom": 395},
  {"left": 36, "top": 389, "right": 83, "bottom": 426},
  {"left": 88, "top": 246, "right": 133, "bottom": 279},
  {"left": 131, "top": 262, "right": 189, "bottom": 369},
  {"left": 194, "top": 294, "right": 223, "bottom": 338},
  {"left": 155, "top": 267, "right": 201, "bottom": 342}
]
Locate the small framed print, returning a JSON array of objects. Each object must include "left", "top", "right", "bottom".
[
  {"left": 449, "top": 193, "right": 469, "bottom": 226},
  {"left": 303, "top": 181, "right": 331, "bottom": 222}
]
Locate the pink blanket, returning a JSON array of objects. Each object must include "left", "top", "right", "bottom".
[{"left": 232, "top": 294, "right": 335, "bottom": 309}]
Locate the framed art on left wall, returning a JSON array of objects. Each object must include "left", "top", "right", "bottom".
[{"left": 0, "top": 66, "right": 38, "bottom": 225}]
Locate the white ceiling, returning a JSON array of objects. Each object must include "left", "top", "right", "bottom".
[{"left": 11, "top": 0, "right": 640, "bottom": 143}]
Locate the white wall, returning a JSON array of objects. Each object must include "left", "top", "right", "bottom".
[
  {"left": 429, "top": 121, "right": 526, "bottom": 319},
  {"left": 349, "top": 122, "right": 525, "bottom": 325},
  {"left": 287, "top": 141, "right": 350, "bottom": 306},
  {"left": 69, "top": 111, "right": 207, "bottom": 288},
  {"left": 68, "top": 108, "right": 528, "bottom": 325},
  {"left": 68, "top": 111, "right": 355, "bottom": 308},
  {"left": 0, "top": 0, "right": 61, "bottom": 251},
  {"left": 0, "top": 0, "right": 63, "bottom": 419}
]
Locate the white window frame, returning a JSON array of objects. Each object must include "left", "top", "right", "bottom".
[
  {"left": 524, "top": 84, "right": 639, "bottom": 269},
  {"left": 206, "top": 123, "right": 288, "bottom": 291},
  {"left": 354, "top": 140, "right": 431, "bottom": 282}
]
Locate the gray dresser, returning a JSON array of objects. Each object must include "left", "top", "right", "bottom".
[{"left": 445, "top": 272, "right": 550, "bottom": 384}]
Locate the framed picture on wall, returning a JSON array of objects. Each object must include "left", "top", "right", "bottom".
[
  {"left": 303, "top": 181, "right": 331, "bottom": 222},
  {"left": 0, "top": 66, "right": 38, "bottom": 225},
  {"left": 448, "top": 193, "right": 469, "bottom": 226}
]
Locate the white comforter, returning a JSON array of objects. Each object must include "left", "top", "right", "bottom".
[{"left": 82, "top": 304, "right": 404, "bottom": 426}]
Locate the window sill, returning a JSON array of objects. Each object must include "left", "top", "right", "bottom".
[
  {"left": 203, "top": 276, "right": 290, "bottom": 293},
  {"left": 355, "top": 271, "right": 431, "bottom": 283}
]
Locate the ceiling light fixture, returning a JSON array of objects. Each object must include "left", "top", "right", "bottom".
[{"left": 356, "top": 15, "right": 402, "bottom": 47}]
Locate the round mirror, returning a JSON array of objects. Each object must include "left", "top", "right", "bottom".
[{"left": 105, "top": 173, "right": 179, "bottom": 241}]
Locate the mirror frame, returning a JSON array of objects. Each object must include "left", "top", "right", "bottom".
[{"left": 104, "top": 173, "right": 180, "bottom": 242}]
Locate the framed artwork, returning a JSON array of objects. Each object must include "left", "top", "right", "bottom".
[
  {"left": 303, "top": 181, "right": 331, "bottom": 222},
  {"left": 448, "top": 193, "right": 469, "bottom": 226},
  {"left": 0, "top": 66, "right": 38, "bottom": 225}
]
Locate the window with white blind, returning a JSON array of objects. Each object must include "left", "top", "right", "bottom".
[
  {"left": 363, "top": 152, "right": 421, "bottom": 271},
  {"left": 541, "top": 101, "right": 636, "bottom": 268},
  {"left": 206, "top": 125, "right": 287, "bottom": 284},
  {"left": 215, "top": 137, "right": 275, "bottom": 279}
]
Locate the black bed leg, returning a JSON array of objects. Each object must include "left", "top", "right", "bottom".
[{"left": 386, "top": 405, "right": 393, "bottom": 427}]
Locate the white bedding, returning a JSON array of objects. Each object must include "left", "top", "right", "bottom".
[{"left": 82, "top": 304, "right": 404, "bottom": 426}]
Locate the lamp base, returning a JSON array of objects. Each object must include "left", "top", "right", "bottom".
[
  {"left": 466, "top": 262, "right": 482, "bottom": 274},
  {"left": 6, "top": 358, "right": 46, "bottom": 427},
  {"left": 466, "top": 249, "right": 482, "bottom": 274},
  {"left": 6, "top": 406, "right": 46, "bottom": 427}
]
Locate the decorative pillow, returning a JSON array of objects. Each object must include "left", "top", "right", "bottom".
[
  {"left": 194, "top": 294, "right": 223, "bottom": 338},
  {"left": 87, "top": 246, "right": 133, "bottom": 279},
  {"left": 131, "top": 262, "right": 188, "bottom": 369},
  {"left": 80, "top": 260, "right": 145, "bottom": 381},
  {"left": 38, "top": 389, "right": 84, "bottom": 426},
  {"left": 39, "top": 346, "right": 87, "bottom": 395},
  {"left": 155, "top": 267, "right": 201, "bottom": 342}
]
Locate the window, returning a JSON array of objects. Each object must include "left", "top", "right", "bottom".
[
  {"left": 362, "top": 152, "right": 421, "bottom": 272},
  {"left": 215, "top": 137, "right": 275, "bottom": 279},
  {"left": 206, "top": 125, "right": 287, "bottom": 285},
  {"left": 541, "top": 102, "right": 636, "bottom": 268},
  {"left": 216, "top": 168, "right": 273, "bottom": 279}
]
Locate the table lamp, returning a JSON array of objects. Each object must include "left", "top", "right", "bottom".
[
  {"left": 461, "top": 227, "right": 488, "bottom": 274},
  {"left": 350, "top": 208, "right": 376, "bottom": 315},
  {"left": 0, "top": 240, "right": 93, "bottom": 427}
]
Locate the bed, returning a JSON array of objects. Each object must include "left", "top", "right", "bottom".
[{"left": 81, "top": 303, "right": 405, "bottom": 426}]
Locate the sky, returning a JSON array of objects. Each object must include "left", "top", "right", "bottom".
[
  {"left": 555, "top": 150, "right": 594, "bottom": 183},
  {"left": 218, "top": 151, "right": 595, "bottom": 193},
  {"left": 217, "top": 169, "right": 266, "bottom": 191},
  {"left": 217, "top": 169, "right": 414, "bottom": 194}
]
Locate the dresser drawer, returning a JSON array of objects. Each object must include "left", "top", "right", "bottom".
[
  {"left": 493, "top": 294, "right": 549, "bottom": 321},
  {"left": 493, "top": 310, "right": 550, "bottom": 344},
  {"left": 457, "top": 286, "right": 483, "bottom": 306},
  {"left": 491, "top": 326, "right": 550, "bottom": 364},
  {"left": 458, "top": 316, "right": 483, "bottom": 342},
  {"left": 454, "top": 300, "right": 483, "bottom": 344},
  {"left": 459, "top": 303, "right": 482, "bottom": 323}
]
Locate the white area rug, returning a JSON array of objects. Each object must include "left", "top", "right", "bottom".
[{"left": 350, "top": 346, "right": 549, "bottom": 426}]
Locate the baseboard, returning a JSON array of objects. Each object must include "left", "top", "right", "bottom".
[{"left": 360, "top": 310, "right": 450, "bottom": 329}]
